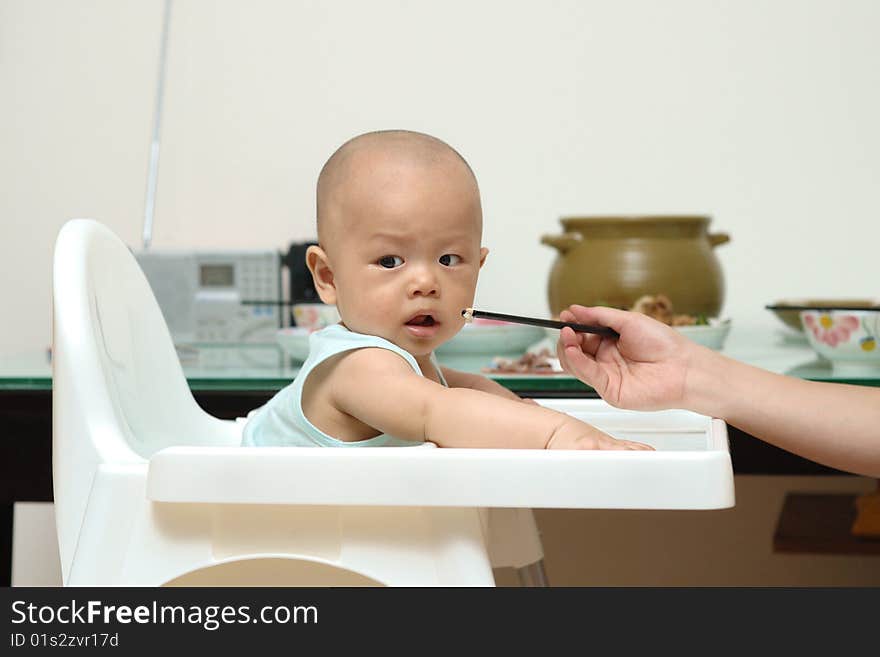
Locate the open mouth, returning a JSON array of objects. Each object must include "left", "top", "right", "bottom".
[{"left": 406, "top": 314, "right": 437, "bottom": 327}]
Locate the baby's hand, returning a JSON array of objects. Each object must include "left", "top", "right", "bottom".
[
  {"left": 546, "top": 420, "right": 654, "bottom": 451},
  {"left": 571, "top": 432, "right": 654, "bottom": 451}
]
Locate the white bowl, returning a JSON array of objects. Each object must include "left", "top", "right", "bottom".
[
  {"left": 280, "top": 320, "right": 549, "bottom": 368},
  {"left": 673, "top": 319, "right": 731, "bottom": 350},
  {"left": 436, "top": 320, "right": 546, "bottom": 355},
  {"left": 276, "top": 327, "right": 313, "bottom": 363},
  {"left": 435, "top": 320, "right": 546, "bottom": 368},
  {"left": 800, "top": 308, "right": 880, "bottom": 375},
  {"left": 292, "top": 303, "right": 340, "bottom": 330}
]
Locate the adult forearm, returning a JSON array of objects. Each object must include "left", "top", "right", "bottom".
[{"left": 686, "top": 348, "right": 880, "bottom": 476}]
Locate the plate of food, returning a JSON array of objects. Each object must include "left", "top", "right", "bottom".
[
  {"left": 481, "top": 347, "right": 565, "bottom": 375},
  {"left": 629, "top": 294, "right": 731, "bottom": 350}
]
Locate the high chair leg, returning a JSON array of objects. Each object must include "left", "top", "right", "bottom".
[{"left": 516, "top": 560, "right": 549, "bottom": 587}]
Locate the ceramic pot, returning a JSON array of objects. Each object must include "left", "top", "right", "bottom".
[{"left": 541, "top": 216, "right": 730, "bottom": 317}]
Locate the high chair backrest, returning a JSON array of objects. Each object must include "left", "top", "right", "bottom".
[{"left": 52, "top": 219, "right": 240, "bottom": 581}]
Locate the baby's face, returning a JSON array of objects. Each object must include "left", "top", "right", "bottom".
[{"left": 324, "top": 157, "right": 486, "bottom": 358}]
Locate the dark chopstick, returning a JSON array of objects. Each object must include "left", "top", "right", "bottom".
[{"left": 462, "top": 309, "right": 619, "bottom": 338}]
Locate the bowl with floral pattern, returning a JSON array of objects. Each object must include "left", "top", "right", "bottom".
[
  {"left": 800, "top": 307, "right": 880, "bottom": 375},
  {"left": 766, "top": 298, "right": 878, "bottom": 334}
]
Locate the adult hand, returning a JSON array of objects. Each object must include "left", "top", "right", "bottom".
[
  {"left": 558, "top": 307, "right": 880, "bottom": 478},
  {"left": 556, "top": 305, "right": 701, "bottom": 411}
]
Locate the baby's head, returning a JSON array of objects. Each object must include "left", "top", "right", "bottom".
[{"left": 306, "top": 130, "right": 488, "bottom": 358}]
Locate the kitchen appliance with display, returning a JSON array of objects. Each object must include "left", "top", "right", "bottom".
[
  {"left": 135, "top": 250, "right": 282, "bottom": 345},
  {"left": 134, "top": 243, "right": 326, "bottom": 368}
]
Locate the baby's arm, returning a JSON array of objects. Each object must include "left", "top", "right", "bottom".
[
  {"left": 329, "top": 348, "right": 651, "bottom": 450},
  {"left": 440, "top": 367, "right": 525, "bottom": 402}
]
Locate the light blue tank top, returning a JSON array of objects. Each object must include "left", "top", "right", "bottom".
[{"left": 242, "top": 324, "right": 445, "bottom": 447}]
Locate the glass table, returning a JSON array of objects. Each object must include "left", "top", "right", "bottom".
[{"left": 4, "top": 326, "right": 878, "bottom": 393}]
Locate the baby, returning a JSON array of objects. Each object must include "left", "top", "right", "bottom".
[{"left": 243, "top": 130, "right": 651, "bottom": 451}]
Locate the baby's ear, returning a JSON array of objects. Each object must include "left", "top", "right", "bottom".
[
  {"left": 305, "top": 245, "right": 337, "bottom": 305},
  {"left": 478, "top": 247, "right": 489, "bottom": 269}
]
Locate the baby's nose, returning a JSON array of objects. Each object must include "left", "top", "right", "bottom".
[{"left": 408, "top": 266, "right": 439, "bottom": 297}]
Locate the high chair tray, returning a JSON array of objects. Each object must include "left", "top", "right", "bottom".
[{"left": 147, "top": 400, "right": 734, "bottom": 510}]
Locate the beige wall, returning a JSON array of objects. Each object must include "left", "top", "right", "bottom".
[{"left": 2, "top": 0, "right": 880, "bottom": 353}]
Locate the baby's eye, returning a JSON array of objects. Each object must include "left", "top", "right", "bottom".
[
  {"left": 439, "top": 254, "right": 461, "bottom": 267},
  {"left": 378, "top": 255, "right": 404, "bottom": 269}
]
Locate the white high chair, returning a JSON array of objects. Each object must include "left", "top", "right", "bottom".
[{"left": 52, "top": 219, "right": 734, "bottom": 587}]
